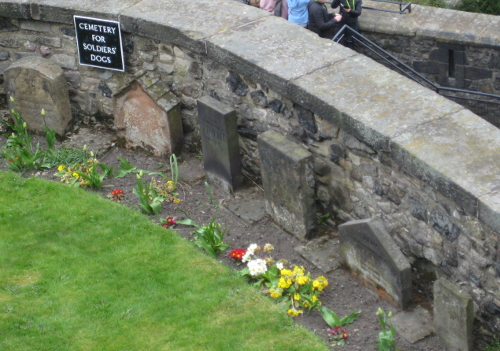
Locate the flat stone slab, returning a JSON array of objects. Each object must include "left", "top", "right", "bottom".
[
  {"left": 207, "top": 16, "right": 355, "bottom": 98},
  {"left": 295, "top": 234, "right": 342, "bottom": 274},
  {"left": 121, "top": 0, "right": 269, "bottom": 54},
  {"left": 62, "top": 126, "right": 115, "bottom": 157},
  {"left": 392, "top": 108, "right": 500, "bottom": 224},
  {"left": 221, "top": 185, "right": 267, "bottom": 225},
  {"left": 290, "top": 54, "right": 462, "bottom": 152},
  {"left": 391, "top": 306, "right": 434, "bottom": 344},
  {"left": 32, "top": 0, "right": 143, "bottom": 23},
  {"left": 178, "top": 157, "right": 205, "bottom": 185}
]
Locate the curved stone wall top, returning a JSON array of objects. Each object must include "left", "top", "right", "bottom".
[
  {"left": 360, "top": 0, "right": 500, "bottom": 46},
  {"left": 1, "top": 0, "right": 500, "bottom": 234}
]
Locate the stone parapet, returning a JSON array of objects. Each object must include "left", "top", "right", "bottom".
[
  {"left": 0, "top": 0, "right": 500, "bottom": 338},
  {"left": 360, "top": 0, "right": 500, "bottom": 46}
]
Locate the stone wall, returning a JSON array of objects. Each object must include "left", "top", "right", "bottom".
[
  {"left": 1, "top": 0, "right": 500, "bottom": 337},
  {"left": 358, "top": 2, "right": 500, "bottom": 126}
]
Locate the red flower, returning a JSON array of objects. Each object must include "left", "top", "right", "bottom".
[
  {"left": 109, "top": 189, "right": 124, "bottom": 201},
  {"left": 161, "top": 217, "right": 177, "bottom": 228},
  {"left": 229, "top": 248, "right": 246, "bottom": 260}
]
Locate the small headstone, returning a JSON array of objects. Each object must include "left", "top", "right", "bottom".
[
  {"left": 390, "top": 306, "right": 434, "bottom": 344},
  {"left": 113, "top": 81, "right": 183, "bottom": 157},
  {"left": 4, "top": 56, "right": 72, "bottom": 135},
  {"left": 197, "top": 95, "right": 242, "bottom": 194},
  {"left": 433, "top": 278, "right": 474, "bottom": 351},
  {"left": 338, "top": 218, "right": 412, "bottom": 309},
  {"left": 257, "top": 130, "right": 316, "bottom": 239}
]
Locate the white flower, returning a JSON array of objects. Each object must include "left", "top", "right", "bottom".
[
  {"left": 247, "top": 259, "right": 268, "bottom": 276},
  {"left": 246, "top": 243, "right": 258, "bottom": 255},
  {"left": 242, "top": 252, "right": 252, "bottom": 263},
  {"left": 276, "top": 262, "right": 284, "bottom": 270}
]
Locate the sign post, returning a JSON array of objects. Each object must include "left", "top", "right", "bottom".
[{"left": 74, "top": 15, "right": 125, "bottom": 72}]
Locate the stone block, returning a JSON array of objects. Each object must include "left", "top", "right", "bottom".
[
  {"left": 0, "top": 1, "right": 31, "bottom": 20},
  {"left": 433, "top": 278, "right": 473, "bottom": 351},
  {"left": 338, "top": 218, "right": 412, "bottom": 309},
  {"left": 49, "top": 54, "right": 76, "bottom": 70},
  {"left": 113, "top": 81, "right": 183, "bottom": 156},
  {"left": 19, "top": 19, "right": 51, "bottom": 32},
  {"left": 197, "top": 95, "right": 243, "bottom": 194},
  {"left": 4, "top": 56, "right": 72, "bottom": 135},
  {"left": 464, "top": 66, "right": 492, "bottom": 80},
  {"left": 258, "top": 130, "right": 316, "bottom": 239}
]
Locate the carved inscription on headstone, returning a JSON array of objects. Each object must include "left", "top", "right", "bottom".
[
  {"left": 197, "top": 95, "right": 242, "bottom": 194},
  {"left": 257, "top": 130, "right": 316, "bottom": 239},
  {"left": 338, "top": 218, "right": 412, "bottom": 309}
]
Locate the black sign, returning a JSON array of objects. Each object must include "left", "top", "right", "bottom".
[{"left": 74, "top": 15, "right": 125, "bottom": 72}]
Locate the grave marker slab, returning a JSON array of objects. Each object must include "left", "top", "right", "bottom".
[
  {"left": 257, "top": 130, "right": 316, "bottom": 239},
  {"left": 4, "top": 56, "right": 72, "bottom": 135},
  {"left": 338, "top": 218, "right": 412, "bottom": 309},
  {"left": 197, "top": 95, "right": 242, "bottom": 194},
  {"left": 114, "top": 81, "right": 183, "bottom": 156},
  {"left": 433, "top": 278, "right": 473, "bottom": 351}
]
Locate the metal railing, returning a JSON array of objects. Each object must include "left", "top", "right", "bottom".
[{"left": 332, "top": 25, "right": 500, "bottom": 127}]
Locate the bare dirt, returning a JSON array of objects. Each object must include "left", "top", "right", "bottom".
[{"left": 0, "top": 126, "right": 455, "bottom": 351}]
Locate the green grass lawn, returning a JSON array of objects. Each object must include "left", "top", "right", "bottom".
[{"left": 0, "top": 171, "right": 328, "bottom": 351}]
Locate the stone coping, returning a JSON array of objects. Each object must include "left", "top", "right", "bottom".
[
  {"left": 360, "top": 0, "right": 500, "bottom": 46},
  {"left": 1, "top": 0, "right": 500, "bottom": 234}
]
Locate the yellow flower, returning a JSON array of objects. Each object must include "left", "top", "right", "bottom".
[
  {"left": 287, "top": 309, "right": 303, "bottom": 317},
  {"left": 304, "top": 301, "right": 311, "bottom": 308},
  {"left": 57, "top": 165, "right": 65, "bottom": 171},
  {"left": 173, "top": 198, "right": 181, "bottom": 204},
  {"left": 167, "top": 180, "right": 173, "bottom": 184},
  {"left": 293, "top": 293, "right": 300, "bottom": 301},
  {"left": 296, "top": 275, "right": 310, "bottom": 285},
  {"left": 311, "top": 295, "right": 318, "bottom": 303},
  {"left": 293, "top": 266, "right": 305, "bottom": 275},
  {"left": 73, "top": 172, "right": 80, "bottom": 178},
  {"left": 278, "top": 277, "right": 292, "bottom": 289},
  {"left": 280, "top": 269, "right": 293, "bottom": 277},
  {"left": 269, "top": 289, "right": 282, "bottom": 299}
]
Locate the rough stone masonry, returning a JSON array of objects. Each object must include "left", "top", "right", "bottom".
[{"left": 0, "top": 0, "right": 500, "bottom": 339}]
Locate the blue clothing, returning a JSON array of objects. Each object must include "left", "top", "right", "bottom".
[{"left": 287, "top": 0, "right": 310, "bottom": 25}]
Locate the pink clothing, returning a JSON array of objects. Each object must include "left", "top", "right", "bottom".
[{"left": 260, "top": 0, "right": 288, "bottom": 19}]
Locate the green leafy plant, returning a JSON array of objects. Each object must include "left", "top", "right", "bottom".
[
  {"left": 376, "top": 308, "right": 400, "bottom": 351},
  {"left": 205, "top": 181, "right": 218, "bottom": 209},
  {"left": 133, "top": 178, "right": 163, "bottom": 215},
  {"left": 54, "top": 149, "right": 114, "bottom": 190},
  {"left": 329, "top": 326, "right": 349, "bottom": 347},
  {"left": 42, "top": 146, "right": 88, "bottom": 168},
  {"left": 1, "top": 100, "right": 47, "bottom": 172},
  {"left": 484, "top": 339, "right": 500, "bottom": 351},
  {"left": 317, "top": 213, "right": 330, "bottom": 226},
  {"left": 320, "top": 306, "right": 361, "bottom": 328},
  {"left": 170, "top": 153, "right": 178, "bottom": 184},
  {"left": 237, "top": 243, "right": 328, "bottom": 317},
  {"left": 176, "top": 217, "right": 229, "bottom": 258}
]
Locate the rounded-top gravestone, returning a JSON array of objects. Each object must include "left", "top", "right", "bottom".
[{"left": 4, "top": 56, "right": 72, "bottom": 136}]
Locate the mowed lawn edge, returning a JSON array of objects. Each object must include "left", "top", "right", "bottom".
[{"left": 0, "top": 171, "right": 329, "bottom": 351}]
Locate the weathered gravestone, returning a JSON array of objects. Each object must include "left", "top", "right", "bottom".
[
  {"left": 114, "top": 81, "right": 183, "bottom": 157},
  {"left": 197, "top": 95, "right": 242, "bottom": 194},
  {"left": 433, "top": 278, "right": 473, "bottom": 351},
  {"left": 4, "top": 56, "right": 72, "bottom": 135},
  {"left": 258, "top": 130, "right": 316, "bottom": 239},
  {"left": 338, "top": 218, "right": 412, "bottom": 309}
]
